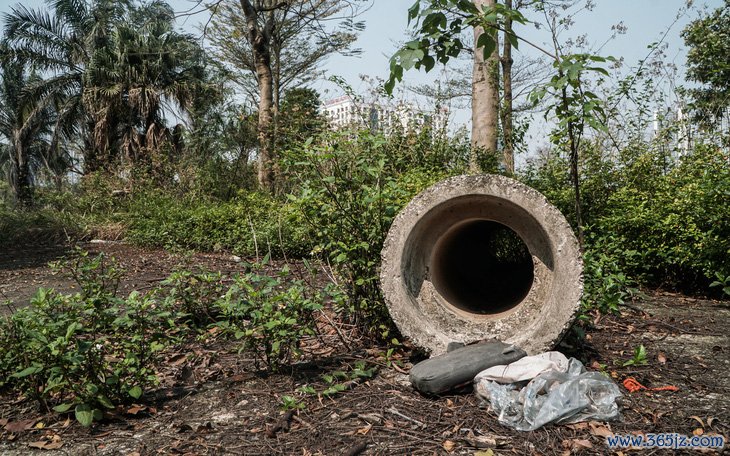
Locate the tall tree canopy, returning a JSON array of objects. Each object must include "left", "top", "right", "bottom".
[
  {"left": 2, "top": 0, "right": 211, "bottom": 174},
  {"left": 207, "top": 0, "right": 364, "bottom": 191},
  {"left": 681, "top": 0, "right": 730, "bottom": 129}
]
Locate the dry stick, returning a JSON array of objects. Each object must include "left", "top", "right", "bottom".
[
  {"left": 386, "top": 406, "right": 425, "bottom": 428},
  {"left": 247, "top": 215, "right": 259, "bottom": 262},
  {"left": 318, "top": 309, "right": 352, "bottom": 351}
]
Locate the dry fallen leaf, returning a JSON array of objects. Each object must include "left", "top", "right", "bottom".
[
  {"left": 571, "top": 439, "right": 594, "bottom": 450},
  {"left": 474, "top": 450, "right": 494, "bottom": 456},
  {"left": 445, "top": 398, "right": 454, "bottom": 408},
  {"left": 355, "top": 424, "right": 372, "bottom": 435},
  {"left": 693, "top": 428, "right": 704, "bottom": 436},
  {"left": 690, "top": 416, "right": 705, "bottom": 427},
  {"left": 589, "top": 421, "right": 613, "bottom": 438},
  {"left": 5, "top": 418, "right": 37, "bottom": 433},
  {"left": 442, "top": 440, "right": 456, "bottom": 452},
  {"left": 657, "top": 352, "right": 667, "bottom": 364},
  {"left": 707, "top": 417, "right": 715, "bottom": 427},
  {"left": 127, "top": 405, "right": 147, "bottom": 415},
  {"left": 28, "top": 440, "right": 64, "bottom": 450}
]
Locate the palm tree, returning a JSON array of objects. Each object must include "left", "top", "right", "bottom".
[
  {"left": 0, "top": 53, "right": 54, "bottom": 205},
  {"left": 4, "top": 0, "right": 211, "bottom": 174},
  {"left": 3, "top": 0, "right": 130, "bottom": 173},
  {"left": 84, "top": 1, "right": 210, "bottom": 166}
]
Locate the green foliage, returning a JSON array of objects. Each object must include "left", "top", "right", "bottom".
[
  {"left": 386, "top": 0, "right": 527, "bottom": 94},
  {"left": 296, "top": 361, "right": 375, "bottom": 399},
  {"left": 597, "top": 145, "right": 730, "bottom": 288},
  {"left": 0, "top": 204, "right": 80, "bottom": 247},
  {"left": 285, "top": 130, "right": 451, "bottom": 336},
  {"left": 214, "top": 262, "right": 340, "bottom": 371},
  {"left": 162, "top": 268, "right": 227, "bottom": 325},
  {"left": 125, "top": 191, "right": 310, "bottom": 258},
  {"left": 279, "top": 395, "right": 305, "bottom": 411},
  {"left": 622, "top": 344, "right": 648, "bottom": 367},
  {"left": 581, "top": 237, "right": 639, "bottom": 315},
  {"left": 523, "top": 142, "right": 729, "bottom": 293},
  {"left": 0, "top": 253, "right": 178, "bottom": 426},
  {"left": 710, "top": 272, "right": 730, "bottom": 298},
  {"left": 681, "top": 0, "right": 730, "bottom": 129}
]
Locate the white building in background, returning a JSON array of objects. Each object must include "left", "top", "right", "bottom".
[{"left": 322, "top": 95, "right": 449, "bottom": 136}]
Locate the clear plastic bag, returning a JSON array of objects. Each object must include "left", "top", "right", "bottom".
[{"left": 475, "top": 358, "right": 622, "bottom": 431}]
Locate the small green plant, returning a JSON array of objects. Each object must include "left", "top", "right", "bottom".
[
  {"left": 622, "top": 344, "right": 648, "bottom": 367},
  {"left": 710, "top": 272, "right": 730, "bottom": 297},
  {"left": 0, "top": 253, "right": 180, "bottom": 426},
  {"left": 581, "top": 238, "right": 639, "bottom": 315},
  {"left": 279, "top": 395, "right": 305, "bottom": 411},
  {"left": 215, "top": 262, "right": 337, "bottom": 371},
  {"left": 297, "top": 361, "right": 376, "bottom": 398},
  {"left": 162, "top": 268, "right": 227, "bottom": 325}
]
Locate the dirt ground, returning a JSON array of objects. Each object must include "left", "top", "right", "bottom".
[{"left": 0, "top": 243, "right": 728, "bottom": 455}]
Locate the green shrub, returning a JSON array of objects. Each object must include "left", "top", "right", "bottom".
[
  {"left": 0, "top": 253, "right": 179, "bottom": 426},
  {"left": 598, "top": 144, "right": 729, "bottom": 288},
  {"left": 125, "top": 191, "right": 310, "bottom": 258},
  {"left": 285, "top": 131, "right": 450, "bottom": 337},
  {"left": 581, "top": 235, "right": 640, "bottom": 315},
  {"left": 214, "top": 262, "right": 342, "bottom": 371},
  {"left": 161, "top": 268, "right": 227, "bottom": 325}
]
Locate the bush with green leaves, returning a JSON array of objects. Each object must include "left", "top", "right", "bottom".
[
  {"left": 285, "top": 130, "right": 454, "bottom": 337},
  {"left": 162, "top": 268, "right": 227, "bottom": 325},
  {"left": 214, "top": 262, "right": 343, "bottom": 371},
  {"left": 125, "top": 190, "right": 310, "bottom": 258},
  {"left": 581, "top": 235, "right": 640, "bottom": 315},
  {"left": 597, "top": 144, "right": 729, "bottom": 289},
  {"left": 0, "top": 253, "right": 179, "bottom": 426}
]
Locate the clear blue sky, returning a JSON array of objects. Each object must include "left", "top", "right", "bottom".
[{"left": 1, "top": 0, "right": 724, "bottom": 162}]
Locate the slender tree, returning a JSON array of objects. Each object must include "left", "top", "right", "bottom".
[
  {"left": 470, "top": 0, "right": 500, "bottom": 173},
  {"left": 209, "top": 0, "right": 363, "bottom": 191}
]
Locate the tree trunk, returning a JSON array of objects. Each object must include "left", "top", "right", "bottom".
[
  {"left": 471, "top": 0, "right": 500, "bottom": 173},
  {"left": 241, "top": 0, "right": 275, "bottom": 192},
  {"left": 500, "top": 0, "right": 515, "bottom": 174},
  {"left": 10, "top": 132, "right": 32, "bottom": 206}
]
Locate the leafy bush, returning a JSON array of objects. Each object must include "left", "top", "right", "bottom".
[
  {"left": 0, "top": 204, "right": 81, "bottom": 247},
  {"left": 125, "top": 190, "right": 311, "bottom": 258},
  {"left": 285, "top": 130, "right": 451, "bottom": 337},
  {"left": 0, "top": 253, "right": 179, "bottom": 426},
  {"left": 214, "top": 262, "right": 342, "bottom": 371},
  {"left": 598, "top": 144, "right": 729, "bottom": 288},
  {"left": 581, "top": 235, "right": 640, "bottom": 315},
  {"left": 162, "top": 268, "right": 227, "bottom": 325},
  {"left": 522, "top": 142, "right": 729, "bottom": 293}
]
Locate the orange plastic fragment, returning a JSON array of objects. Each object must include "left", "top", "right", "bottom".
[
  {"left": 623, "top": 377, "right": 646, "bottom": 393},
  {"left": 623, "top": 377, "right": 679, "bottom": 393}
]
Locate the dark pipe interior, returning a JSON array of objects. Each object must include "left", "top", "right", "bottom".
[{"left": 431, "top": 220, "right": 534, "bottom": 314}]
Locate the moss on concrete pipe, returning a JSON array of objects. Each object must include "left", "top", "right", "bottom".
[{"left": 380, "top": 174, "right": 583, "bottom": 356}]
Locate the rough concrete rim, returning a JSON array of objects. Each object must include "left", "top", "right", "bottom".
[{"left": 380, "top": 174, "right": 583, "bottom": 356}]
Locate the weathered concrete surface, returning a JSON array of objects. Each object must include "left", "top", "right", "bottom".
[
  {"left": 380, "top": 174, "right": 582, "bottom": 356},
  {"left": 410, "top": 340, "right": 526, "bottom": 395}
]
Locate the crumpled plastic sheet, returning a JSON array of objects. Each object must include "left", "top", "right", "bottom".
[{"left": 474, "top": 357, "right": 622, "bottom": 431}]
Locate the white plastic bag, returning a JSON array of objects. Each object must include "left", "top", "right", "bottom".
[
  {"left": 475, "top": 357, "right": 622, "bottom": 431},
  {"left": 475, "top": 351, "right": 569, "bottom": 384}
]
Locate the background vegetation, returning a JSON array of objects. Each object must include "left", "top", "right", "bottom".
[{"left": 0, "top": 0, "right": 729, "bottom": 419}]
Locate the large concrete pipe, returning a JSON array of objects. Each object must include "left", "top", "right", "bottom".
[{"left": 380, "top": 174, "right": 582, "bottom": 356}]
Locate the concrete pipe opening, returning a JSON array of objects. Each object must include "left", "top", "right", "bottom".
[
  {"left": 380, "top": 174, "right": 582, "bottom": 356},
  {"left": 431, "top": 220, "right": 534, "bottom": 315}
]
